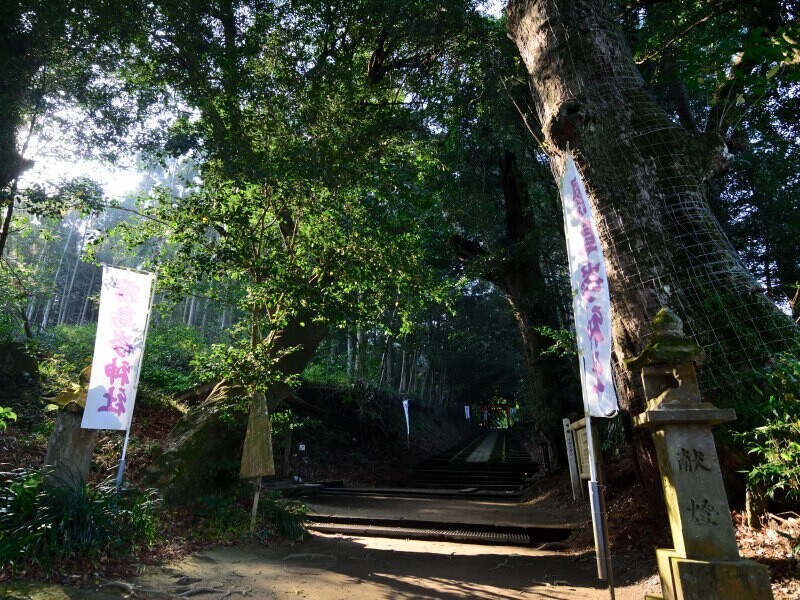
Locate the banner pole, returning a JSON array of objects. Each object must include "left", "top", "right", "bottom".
[
  {"left": 115, "top": 426, "right": 132, "bottom": 488},
  {"left": 585, "top": 411, "right": 615, "bottom": 598},
  {"left": 114, "top": 270, "right": 157, "bottom": 489}
]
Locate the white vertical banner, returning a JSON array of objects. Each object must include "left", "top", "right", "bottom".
[
  {"left": 560, "top": 152, "right": 619, "bottom": 418},
  {"left": 402, "top": 399, "right": 410, "bottom": 437},
  {"left": 464, "top": 405, "right": 470, "bottom": 421},
  {"left": 82, "top": 266, "right": 155, "bottom": 430},
  {"left": 561, "top": 153, "right": 618, "bottom": 588}
]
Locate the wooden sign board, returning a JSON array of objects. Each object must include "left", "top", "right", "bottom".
[{"left": 569, "top": 418, "right": 596, "bottom": 480}]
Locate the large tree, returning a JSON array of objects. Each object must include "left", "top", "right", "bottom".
[
  {"left": 117, "top": 0, "right": 482, "bottom": 479},
  {"left": 507, "top": 0, "right": 800, "bottom": 493}
]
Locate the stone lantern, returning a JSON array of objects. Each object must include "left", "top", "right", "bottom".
[{"left": 626, "top": 309, "right": 772, "bottom": 600}]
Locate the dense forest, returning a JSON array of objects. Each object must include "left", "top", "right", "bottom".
[{"left": 1, "top": 0, "right": 798, "bottom": 519}]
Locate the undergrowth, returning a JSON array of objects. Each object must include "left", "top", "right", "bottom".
[{"left": 0, "top": 467, "right": 160, "bottom": 577}]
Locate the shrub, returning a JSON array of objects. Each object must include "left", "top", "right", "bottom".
[
  {"left": 0, "top": 467, "right": 160, "bottom": 575},
  {"left": 37, "top": 323, "right": 207, "bottom": 396},
  {"left": 270, "top": 409, "right": 321, "bottom": 438},
  {"left": 37, "top": 324, "right": 97, "bottom": 395},
  {"left": 39, "top": 324, "right": 97, "bottom": 373},
  {"left": 0, "top": 406, "right": 17, "bottom": 430},
  {"left": 140, "top": 325, "right": 205, "bottom": 393},
  {"left": 190, "top": 489, "right": 308, "bottom": 543},
  {"left": 192, "top": 494, "right": 250, "bottom": 543},
  {"left": 734, "top": 354, "right": 800, "bottom": 503},
  {"left": 259, "top": 491, "right": 308, "bottom": 541}
]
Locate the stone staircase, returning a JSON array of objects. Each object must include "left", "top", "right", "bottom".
[{"left": 410, "top": 429, "right": 539, "bottom": 492}]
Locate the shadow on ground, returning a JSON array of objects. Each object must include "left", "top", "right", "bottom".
[{"left": 118, "top": 533, "right": 659, "bottom": 599}]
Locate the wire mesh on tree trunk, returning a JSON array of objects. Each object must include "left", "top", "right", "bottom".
[{"left": 508, "top": 0, "right": 800, "bottom": 411}]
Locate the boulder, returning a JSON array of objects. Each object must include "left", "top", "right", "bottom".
[{"left": 141, "top": 381, "right": 249, "bottom": 504}]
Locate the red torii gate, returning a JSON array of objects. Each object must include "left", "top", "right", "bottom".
[{"left": 478, "top": 403, "right": 511, "bottom": 428}]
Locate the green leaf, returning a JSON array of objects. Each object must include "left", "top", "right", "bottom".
[{"left": 766, "top": 64, "right": 780, "bottom": 79}]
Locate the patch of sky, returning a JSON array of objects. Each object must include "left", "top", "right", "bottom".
[
  {"left": 19, "top": 147, "right": 142, "bottom": 201},
  {"left": 477, "top": 0, "right": 504, "bottom": 18}
]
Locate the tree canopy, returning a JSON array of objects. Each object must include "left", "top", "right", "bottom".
[{"left": 1, "top": 0, "right": 798, "bottom": 481}]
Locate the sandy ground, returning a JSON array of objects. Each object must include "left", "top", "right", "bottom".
[
  {"left": 122, "top": 532, "right": 658, "bottom": 599},
  {"left": 0, "top": 532, "right": 661, "bottom": 599}
]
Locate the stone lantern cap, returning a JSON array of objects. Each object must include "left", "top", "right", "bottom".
[{"left": 624, "top": 308, "right": 705, "bottom": 372}]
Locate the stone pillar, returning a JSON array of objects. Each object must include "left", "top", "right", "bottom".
[
  {"left": 43, "top": 366, "right": 98, "bottom": 490},
  {"left": 43, "top": 403, "right": 98, "bottom": 489},
  {"left": 625, "top": 309, "right": 772, "bottom": 600}
]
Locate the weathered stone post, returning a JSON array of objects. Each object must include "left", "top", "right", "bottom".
[
  {"left": 625, "top": 309, "right": 772, "bottom": 600},
  {"left": 44, "top": 366, "right": 98, "bottom": 490}
]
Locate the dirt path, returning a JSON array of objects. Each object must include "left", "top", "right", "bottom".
[
  {"left": 0, "top": 532, "right": 661, "bottom": 599},
  {"left": 118, "top": 532, "right": 660, "bottom": 599}
]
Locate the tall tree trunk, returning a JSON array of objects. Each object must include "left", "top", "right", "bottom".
[
  {"left": 398, "top": 347, "right": 408, "bottom": 394},
  {"left": 354, "top": 326, "right": 367, "bottom": 382},
  {"left": 79, "top": 267, "right": 97, "bottom": 325},
  {"left": 41, "top": 225, "right": 75, "bottom": 330},
  {"left": 200, "top": 296, "right": 209, "bottom": 334},
  {"left": 496, "top": 150, "right": 574, "bottom": 438},
  {"left": 346, "top": 326, "right": 355, "bottom": 379},
  {"left": 40, "top": 298, "right": 53, "bottom": 331},
  {"left": 377, "top": 335, "right": 388, "bottom": 388},
  {"left": 408, "top": 349, "right": 418, "bottom": 394},
  {"left": 439, "top": 361, "right": 447, "bottom": 405},
  {"left": 26, "top": 240, "right": 50, "bottom": 323},
  {"left": 144, "top": 313, "right": 327, "bottom": 502},
  {"left": 454, "top": 150, "right": 576, "bottom": 443},
  {"left": 327, "top": 333, "right": 337, "bottom": 380},
  {"left": 507, "top": 0, "right": 800, "bottom": 501},
  {"left": 186, "top": 295, "right": 196, "bottom": 327},
  {"left": 242, "top": 310, "right": 328, "bottom": 479},
  {"left": 385, "top": 338, "right": 393, "bottom": 388},
  {"left": 57, "top": 251, "right": 81, "bottom": 325},
  {"left": 0, "top": 197, "right": 14, "bottom": 260}
]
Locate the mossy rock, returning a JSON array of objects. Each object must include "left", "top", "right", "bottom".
[{"left": 142, "top": 382, "right": 249, "bottom": 504}]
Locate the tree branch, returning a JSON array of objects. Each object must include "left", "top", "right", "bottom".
[
  {"left": 104, "top": 203, "right": 170, "bottom": 226},
  {"left": 661, "top": 52, "right": 697, "bottom": 133},
  {"left": 635, "top": 10, "right": 720, "bottom": 65}
]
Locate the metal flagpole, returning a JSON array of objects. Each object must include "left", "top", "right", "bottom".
[
  {"left": 115, "top": 269, "right": 157, "bottom": 489},
  {"left": 586, "top": 416, "right": 615, "bottom": 592},
  {"left": 115, "top": 426, "right": 133, "bottom": 489},
  {"left": 579, "top": 352, "right": 615, "bottom": 597}
]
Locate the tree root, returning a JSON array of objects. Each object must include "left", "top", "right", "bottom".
[
  {"left": 176, "top": 584, "right": 252, "bottom": 598},
  {"left": 97, "top": 577, "right": 172, "bottom": 598},
  {"left": 96, "top": 576, "right": 251, "bottom": 599},
  {"left": 176, "top": 587, "right": 230, "bottom": 597},
  {"left": 98, "top": 580, "right": 137, "bottom": 597},
  {"left": 282, "top": 552, "right": 336, "bottom": 561},
  {"left": 487, "top": 559, "right": 512, "bottom": 570},
  {"left": 532, "top": 542, "right": 569, "bottom": 550}
]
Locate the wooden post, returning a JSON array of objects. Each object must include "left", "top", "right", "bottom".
[{"left": 563, "top": 418, "right": 582, "bottom": 500}]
